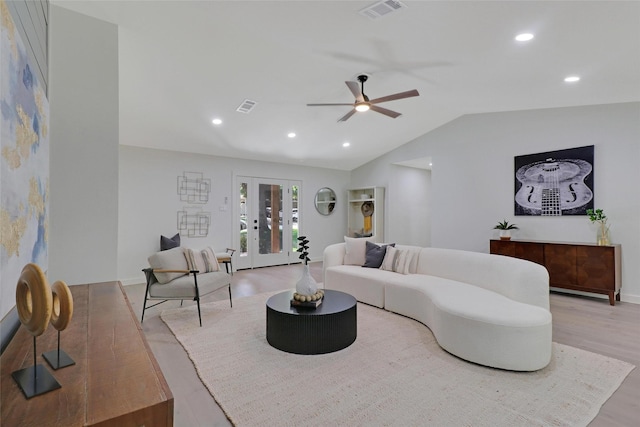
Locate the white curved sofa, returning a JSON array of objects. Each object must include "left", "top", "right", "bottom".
[{"left": 323, "top": 243, "right": 552, "bottom": 371}]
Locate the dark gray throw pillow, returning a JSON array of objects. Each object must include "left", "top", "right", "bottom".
[
  {"left": 362, "top": 241, "right": 395, "bottom": 268},
  {"left": 160, "top": 233, "right": 181, "bottom": 251}
]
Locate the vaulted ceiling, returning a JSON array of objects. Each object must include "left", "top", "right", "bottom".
[{"left": 53, "top": 1, "right": 640, "bottom": 170}]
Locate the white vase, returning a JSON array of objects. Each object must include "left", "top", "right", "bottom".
[
  {"left": 296, "top": 265, "right": 318, "bottom": 296},
  {"left": 499, "top": 230, "right": 511, "bottom": 240}
]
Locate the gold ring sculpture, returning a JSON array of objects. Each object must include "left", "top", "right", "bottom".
[
  {"left": 16, "top": 263, "right": 52, "bottom": 337},
  {"left": 50, "top": 280, "right": 73, "bottom": 331}
]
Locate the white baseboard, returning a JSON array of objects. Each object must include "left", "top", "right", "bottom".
[
  {"left": 621, "top": 293, "right": 640, "bottom": 304},
  {"left": 121, "top": 277, "right": 144, "bottom": 286}
]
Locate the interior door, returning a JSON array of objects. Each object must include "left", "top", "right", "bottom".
[{"left": 235, "top": 177, "right": 301, "bottom": 269}]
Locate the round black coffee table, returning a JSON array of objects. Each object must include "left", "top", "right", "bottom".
[{"left": 266, "top": 289, "right": 357, "bottom": 355}]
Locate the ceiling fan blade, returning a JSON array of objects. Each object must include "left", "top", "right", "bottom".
[
  {"left": 369, "top": 89, "right": 420, "bottom": 105},
  {"left": 337, "top": 109, "right": 357, "bottom": 122},
  {"left": 345, "top": 81, "right": 364, "bottom": 102},
  {"left": 369, "top": 105, "right": 401, "bottom": 119},
  {"left": 307, "top": 103, "right": 354, "bottom": 107}
]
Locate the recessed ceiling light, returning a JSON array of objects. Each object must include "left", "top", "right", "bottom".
[
  {"left": 288, "top": 132, "right": 296, "bottom": 138},
  {"left": 564, "top": 76, "right": 581, "bottom": 83},
  {"left": 515, "top": 33, "right": 534, "bottom": 42},
  {"left": 343, "top": 142, "right": 350, "bottom": 148},
  {"left": 212, "top": 118, "right": 222, "bottom": 125}
]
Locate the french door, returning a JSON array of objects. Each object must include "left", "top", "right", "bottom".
[{"left": 235, "top": 177, "right": 301, "bottom": 270}]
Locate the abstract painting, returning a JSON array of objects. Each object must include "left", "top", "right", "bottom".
[
  {"left": 1, "top": 1, "right": 50, "bottom": 319},
  {"left": 515, "top": 145, "right": 594, "bottom": 216}
]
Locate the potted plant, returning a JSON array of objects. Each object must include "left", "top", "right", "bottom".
[
  {"left": 494, "top": 220, "right": 519, "bottom": 241},
  {"left": 586, "top": 208, "right": 610, "bottom": 245}
]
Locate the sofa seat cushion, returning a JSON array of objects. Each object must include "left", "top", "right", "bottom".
[
  {"left": 149, "top": 271, "right": 230, "bottom": 299},
  {"left": 325, "top": 265, "right": 401, "bottom": 308},
  {"left": 384, "top": 275, "right": 552, "bottom": 371}
]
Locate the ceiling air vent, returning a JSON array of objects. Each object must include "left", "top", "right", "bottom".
[
  {"left": 236, "top": 99, "right": 257, "bottom": 114},
  {"left": 359, "top": 0, "right": 406, "bottom": 20}
]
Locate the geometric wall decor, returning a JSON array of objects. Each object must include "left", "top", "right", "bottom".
[
  {"left": 177, "top": 171, "right": 210, "bottom": 204},
  {"left": 177, "top": 206, "right": 211, "bottom": 237},
  {"left": 514, "top": 145, "right": 594, "bottom": 216},
  {"left": 1, "top": 1, "right": 50, "bottom": 321}
]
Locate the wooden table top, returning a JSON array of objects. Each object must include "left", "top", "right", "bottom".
[{"left": 1, "top": 281, "right": 173, "bottom": 427}]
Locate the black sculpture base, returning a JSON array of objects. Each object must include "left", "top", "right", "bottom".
[
  {"left": 11, "top": 364, "right": 61, "bottom": 399},
  {"left": 43, "top": 349, "right": 75, "bottom": 370}
]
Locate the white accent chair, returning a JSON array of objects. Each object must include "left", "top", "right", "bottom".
[{"left": 142, "top": 247, "right": 232, "bottom": 326}]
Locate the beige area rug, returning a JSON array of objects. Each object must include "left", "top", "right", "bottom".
[{"left": 161, "top": 292, "right": 634, "bottom": 427}]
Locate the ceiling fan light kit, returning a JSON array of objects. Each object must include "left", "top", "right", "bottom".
[{"left": 307, "top": 74, "right": 419, "bottom": 122}]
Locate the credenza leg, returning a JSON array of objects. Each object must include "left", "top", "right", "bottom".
[{"left": 608, "top": 292, "right": 615, "bottom": 306}]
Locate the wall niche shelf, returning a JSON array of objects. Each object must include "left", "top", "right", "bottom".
[{"left": 347, "top": 187, "right": 384, "bottom": 242}]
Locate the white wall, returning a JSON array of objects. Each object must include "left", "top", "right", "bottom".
[
  {"left": 352, "top": 102, "right": 640, "bottom": 303},
  {"left": 48, "top": 6, "right": 119, "bottom": 285},
  {"left": 118, "top": 146, "right": 349, "bottom": 284},
  {"left": 388, "top": 165, "right": 431, "bottom": 246},
  {"left": 350, "top": 163, "right": 432, "bottom": 247}
]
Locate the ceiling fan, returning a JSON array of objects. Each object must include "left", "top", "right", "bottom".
[{"left": 307, "top": 75, "right": 419, "bottom": 122}]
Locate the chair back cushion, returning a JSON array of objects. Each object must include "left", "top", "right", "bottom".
[{"left": 148, "top": 247, "right": 188, "bottom": 284}]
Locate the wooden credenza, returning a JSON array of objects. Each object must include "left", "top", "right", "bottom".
[
  {"left": 490, "top": 239, "right": 621, "bottom": 305},
  {"left": 1, "top": 281, "right": 173, "bottom": 426}
]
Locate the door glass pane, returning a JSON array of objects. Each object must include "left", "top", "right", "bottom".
[
  {"left": 292, "top": 185, "right": 299, "bottom": 253},
  {"left": 239, "top": 181, "right": 248, "bottom": 257},
  {"left": 259, "top": 183, "right": 282, "bottom": 255}
]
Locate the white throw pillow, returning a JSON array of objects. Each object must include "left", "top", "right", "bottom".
[
  {"left": 380, "top": 247, "right": 414, "bottom": 275},
  {"left": 184, "top": 247, "right": 220, "bottom": 273},
  {"left": 184, "top": 248, "right": 207, "bottom": 273},
  {"left": 201, "top": 247, "right": 220, "bottom": 272},
  {"left": 343, "top": 236, "right": 375, "bottom": 265}
]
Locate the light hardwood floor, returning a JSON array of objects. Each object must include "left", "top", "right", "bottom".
[{"left": 124, "top": 263, "right": 639, "bottom": 426}]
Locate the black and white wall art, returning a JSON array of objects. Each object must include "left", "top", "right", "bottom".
[{"left": 514, "top": 145, "right": 594, "bottom": 216}]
